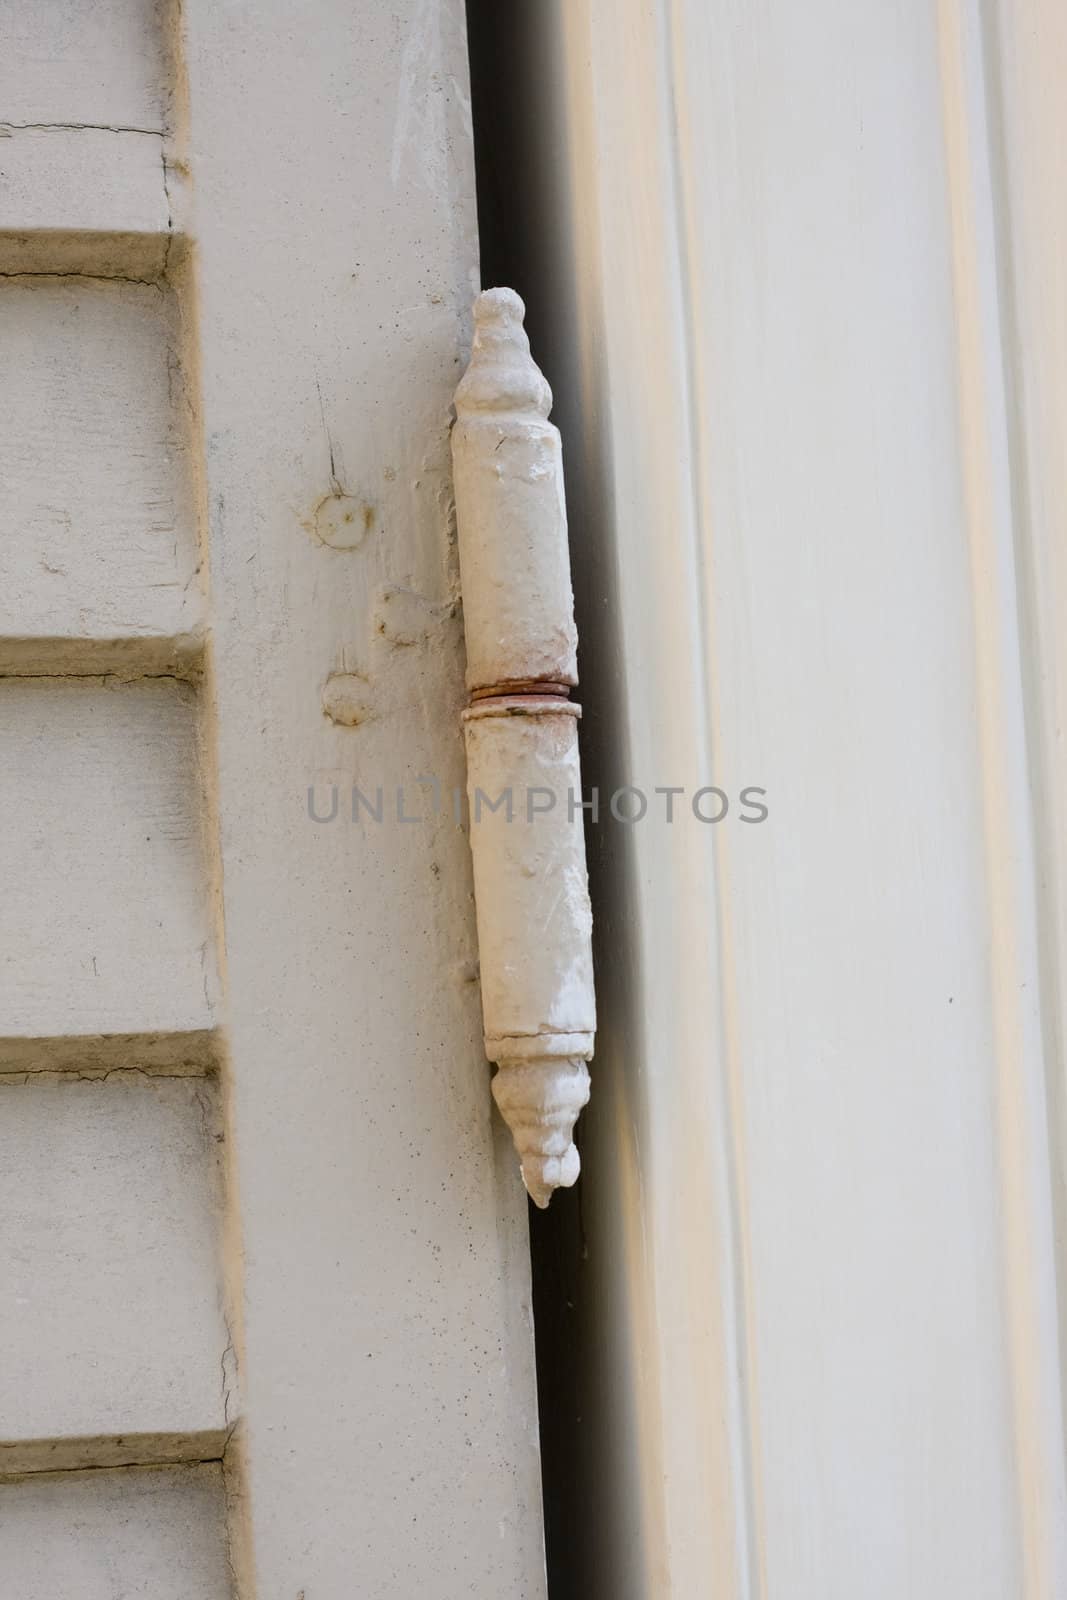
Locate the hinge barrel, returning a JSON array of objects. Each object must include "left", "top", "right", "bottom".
[{"left": 452, "top": 290, "right": 595, "bottom": 1207}]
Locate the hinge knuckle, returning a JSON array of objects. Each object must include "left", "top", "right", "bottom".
[{"left": 452, "top": 288, "right": 596, "bottom": 1207}]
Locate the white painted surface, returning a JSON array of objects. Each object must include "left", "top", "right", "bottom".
[
  {"left": 992, "top": 0, "right": 1067, "bottom": 1479},
  {"left": 511, "top": 0, "right": 1067, "bottom": 1595},
  {"left": 452, "top": 289, "right": 595, "bottom": 1205},
  {"left": 463, "top": 700, "right": 593, "bottom": 1206},
  {"left": 453, "top": 289, "right": 578, "bottom": 691},
  {"left": 0, "top": 0, "right": 167, "bottom": 130},
  {"left": 181, "top": 1, "right": 546, "bottom": 1594},
  {"left": 0, "top": 680, "right": 218, "bottom": 1038},
  {"left": 0, "top": 279, "right": 201, "bottom": 666},
  {"left": 0, "top": 5, "right": 231, "bottom": 1585},
  {"left": 0, "top": 1074, "right": 229, "bottom": 1468},
  {"left": 463, "top": 703, "right": 593, "bottom": 1043},
  {"left": 0, "top": 1465, "right": 231, "bottom": 1600},
  {"left": 0, "top": 125, "right": 170, "bottom": 276}
]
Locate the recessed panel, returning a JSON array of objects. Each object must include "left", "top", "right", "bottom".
[
  {"left": 0, "top": 1073, "right": 229, "bottom": 1457},
  {"left": 0, "top": 679, "right": 218, "bottom": 1039},
  {"left": 0, "top": 279, "right": 201, "bottom": 664},
  {"left": 0, "top": 126, "right": 171, "bottom": 279},
  {"left": 0, "top": 1465, "right": 232, "bottom": 1600},
  {"left": 0, "top": 0, "right": 169, "bottom": 130}
]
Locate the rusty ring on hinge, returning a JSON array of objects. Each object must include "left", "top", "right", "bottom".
[{"left": 469, "top": 679, "right": 572, "bottom": 702}]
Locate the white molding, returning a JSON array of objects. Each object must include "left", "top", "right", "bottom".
[
  {"left": 525, "top": 0, "right": 1067, "bottom": 1591},
  {"left": 935, "top": 0, "right": 1067, "bottom": 1588}
]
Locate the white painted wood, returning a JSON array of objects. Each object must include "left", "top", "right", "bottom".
[
  {"left": 514, "top": 0, "right": 1067, "bottom": 1594},
  {"left": 991, "top": 0, "right": 1067, "bottom": 1480},
  {"left": 0, "top": 279, "right": 202, "bottom": 669},
  {"left": 0, "top": 0, "right": 168, "bottom": 131},
  {"left": 930, "top": 4, "right": 1067, "bottom": 1588},
  {"left": 0, "top": 680, "right": 218, "bottom": 1039},
  {"left": 0, "top": 1465, "right": 231, "bottom": 1600},
  {"left": 0, "top": 126, "right": 171, "bottom": 277},
  {"left": 180, "top": 1, "right": 546, "bottom": 1594},
  {"left": 0, "top": 1075, "right": 229, "bottom": 1470}
]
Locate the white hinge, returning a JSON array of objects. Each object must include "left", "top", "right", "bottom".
[{"left": 452, "top": 288, "right": 595, "bottom": 1208}]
